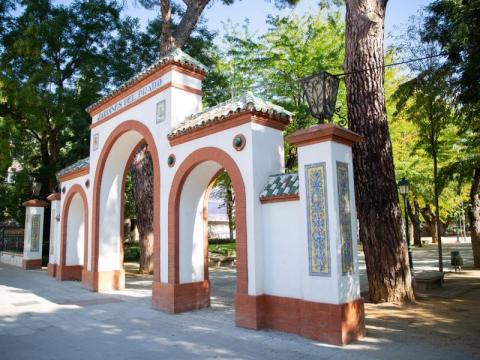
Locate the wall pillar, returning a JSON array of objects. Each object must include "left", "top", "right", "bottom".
[
  {"left": 275, "top": 123, "right": 366, "bottom": 345},
  {"left": 22, "top": 199, "right": 49, "bottom": 270},
  {"left": 46, "top": 193, "right": 61, "bottom": 277}
]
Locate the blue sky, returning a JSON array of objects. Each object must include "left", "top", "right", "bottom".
[{"left": 114, "top": 0, "right": 434, "bottom": 47}]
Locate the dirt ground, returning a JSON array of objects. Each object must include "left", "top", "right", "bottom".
[
  {"left": 122, "top": 261, "right": 480, "bottom": 358},
  {"left": 364, "top": 268, "right": 480, "bottom": 359}
]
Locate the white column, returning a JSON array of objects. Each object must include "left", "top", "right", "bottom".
[{"left": 22, "top": 200, "right": 48, "bottom": 269}]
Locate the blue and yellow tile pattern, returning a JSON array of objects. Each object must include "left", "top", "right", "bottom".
[
  {"left": 337, "top": 162, "right": 354, "bottom": 274},
  {"left": 305, "top": 163, "right": 330, "bottom": 276}
]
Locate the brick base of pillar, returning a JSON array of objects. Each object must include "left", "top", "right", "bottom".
[
  {"left": 237, "top": 294, "right": 365, "bottom": 345},
  {"left": 56, "top": 265, "right": 83, "bottom": 281},
  {"left": 22, "top": 258, "right": 42, "bottom": 270},
  {"left": 47, "top": 263, "right": 57, "bottom": 277},
  {"left": 152, "top": 280, "right": 211, "bottom": 313},
  {"left": 81, "top": 269, "right": 125, "bottom": 292}
]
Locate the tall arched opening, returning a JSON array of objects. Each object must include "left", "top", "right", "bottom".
[{"left": 83, "top": 120, "right": 160, "bottom": 292}]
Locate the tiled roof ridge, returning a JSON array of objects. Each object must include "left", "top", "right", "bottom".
[
  {"left": 57, "top": 157, "right": 90, "bottom": 178},
  {"left": 86, "top": 48, "right": 208, "bottom": 113},
  {"left": 259, "top": 172, "right": 299, "bottom": 199},
  {"left": 168, "top": 91, "right": 292, "bottom": 139}
]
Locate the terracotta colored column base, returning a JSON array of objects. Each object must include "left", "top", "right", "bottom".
[
  {"left": 236, "top": 294, "right": 365, "bottom": 346},
  {"left": 152, "top": 280, "right": 210, "bottom": 313},
  {"left": 56, "top": 265, "right": 83, "bottom": 281},
  {"left": 81, "top": 269, "right": 125, "bottom": 292},
  {"left": 47, "top": 263, "right": 57, "bottom": 277},
  {"left": 22, "top": 258, "right": 42, "bottom": 270}
]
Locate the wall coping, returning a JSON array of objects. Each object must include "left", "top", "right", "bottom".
[
  {"left": 22, "top": 199, "right": 49, "bottom": 208},
  {"left": 286, "top": 123, "right": 363, "bottom": 147}
]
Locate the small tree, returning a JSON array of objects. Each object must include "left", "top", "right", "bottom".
[
  {"left": 394, "top": 14, "right": 458, "bottom": 271},
  {"left": 211, "top": 171, "right": 235, "bottom": 242}
]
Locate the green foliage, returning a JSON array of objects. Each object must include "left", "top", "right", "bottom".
[
  {"left": 389, "top": 15, "right": 467, "bottom": 225},
  {"left": 215, "top": 8, "right": 346, "bottom": 169},
  {"left": 0, "top": 0, "right": 123, "bottom": 195},
  {"left": 424, "top": 0, "right": 480, "bottom": 116}
]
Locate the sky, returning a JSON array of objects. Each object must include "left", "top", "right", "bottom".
[{"left": 114, "top": 0, "right": 434, "bottom": 47}]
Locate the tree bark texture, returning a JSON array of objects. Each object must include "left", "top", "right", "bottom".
[
  {"left": 432, "top": 150, "right": 443, "bottom": 271},
  {"left": 407, "top": 197, "right": 422, "bottom": 247},
  {"left": 129, "top": 143, "right": 154, "bottom": 274},
  {"left": 469, "top": 167, "right": 480, "bottom": 267},
  {"left": 345, "top": 0, "right": 414, "bottom": 302}
]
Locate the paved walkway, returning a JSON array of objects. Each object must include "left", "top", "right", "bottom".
[{"left": 0, "top": 240, "right": 477, "bottom": 360}]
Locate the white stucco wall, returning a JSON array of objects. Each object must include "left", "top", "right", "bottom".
[
  {"left": 65, "top": 193, "right": 85, "bottom": 266},
  {"left": 179, "top": 161, "right": 221, "bottom": 283},
  {"left": 49, "top": 199, "right": 60, "bottom": 264}
]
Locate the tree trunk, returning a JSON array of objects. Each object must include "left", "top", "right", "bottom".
[
  {"left": 129, "top": 143, "right": 154, "bottom": 274},
  {"left": 160, "top": 0, "right": 175, "bottom": 55},
  {"left": 421, "top": 205, "right": 437, "bottom": 243},
  {"left": 345, "top": 0, "right": 414, "bottom": 303},
  {"left": 433, "top": 150, "right": 443, "bottom": 271},
  {"left": 407, "top": 197, "right": 422, "bottom": 247},
  {"left": 469, "top": 167, "right": 480, "bottom": 267},
  {"left": 226, "top": 185, "right": 235, "bottom": 242}
]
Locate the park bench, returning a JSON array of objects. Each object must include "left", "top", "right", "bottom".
[{"left": 414, "top": 271, "right": 444, "bottom": 291}]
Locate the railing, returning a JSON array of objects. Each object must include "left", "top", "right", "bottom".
[{"left": 0, "top": 227, "right": 25, "bottom": 254}]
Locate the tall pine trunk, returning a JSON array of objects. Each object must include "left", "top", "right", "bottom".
[
  {"left": 470, "top": 167, "right": 480, "bottom": 267},
  {"left": 345, "top": 0, "right": 414, "bottom": 302},
  {"left": 432, "top": 149, "right": 443, "bottom": 271},
  {"left": 129, "top": 143, "right": 154, "bottom": 274}
]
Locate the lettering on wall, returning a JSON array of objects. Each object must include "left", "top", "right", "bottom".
[{"left": 96, "top": 78, "right": 164, "bottom": 121}]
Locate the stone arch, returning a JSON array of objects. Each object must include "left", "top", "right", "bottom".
[
  {"left": 58, "top": 184, "right": 88, "bottom": 281},
  {"left": 88, "top": 120, "right": 160, "bottom": 291},
  {"left": 168, "top": 147, "right": 248, "bottom": 295}
]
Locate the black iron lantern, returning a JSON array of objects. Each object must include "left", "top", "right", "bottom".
[
  {"left": 32, "top": 179, "right": 42, "bottom": 197},
  {"left": 398, "top": 177, "right": 413, "bottom": 270},
  {"left": 398, "top": 178, "right": 409, "bottom": 196},
  {"left": 301, "top": 71, "right": 340, "bottom": 123}
]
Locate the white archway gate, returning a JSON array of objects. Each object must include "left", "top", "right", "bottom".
[{"left": 46, "top": 49, "right": 365, "bottom": 345}]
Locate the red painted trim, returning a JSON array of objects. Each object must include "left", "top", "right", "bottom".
[
  {"left": 90, "top": 81, "right": 202, "bottom": 129},
  {"left": 259, "top": 194, "right": 300, "bottom": 204},
  {"left": 22, "top": 199, "right": 49, "bottom": 208},
  {"left": 57, "top": 167, "right": 89, "bottom": 182}
]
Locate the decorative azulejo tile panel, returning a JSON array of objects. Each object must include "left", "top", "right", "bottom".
[
  {"left": 305, "top": 163, "right": 330, "bottom": 276},
  {"left": 337, "top": 162, "right": 354, "bottom": 274}
]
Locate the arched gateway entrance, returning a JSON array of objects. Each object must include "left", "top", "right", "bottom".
[
  {"left": 85, "top": 120, "right": 161, "bottom": 290},
  {"left": 47, "top": 49, "right": 365, "bottom": 345}
]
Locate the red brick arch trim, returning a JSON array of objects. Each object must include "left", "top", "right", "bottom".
[
  {"left": 91, "top": 120, "right": 161, "bottom": 284},
  {"left": 59, "top": 184, "right": 88, "bottom": 280},
  {"left": 168, "top": 147, "right": 248, "bottom": 294}
]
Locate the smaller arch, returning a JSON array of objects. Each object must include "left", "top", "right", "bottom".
[
  {"left": 168, "top": 147, "right": 248, "bottom": 294},
  {"left": 58, "top": 184, "right": 88, "bottom": 281}
]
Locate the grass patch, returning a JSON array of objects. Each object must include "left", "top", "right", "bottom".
[
  {"left": 124, "top": 245, "right": 140, "bottom": 262},
  {"left": 208, "top": 241, "right": 236, "bottom": 256}
]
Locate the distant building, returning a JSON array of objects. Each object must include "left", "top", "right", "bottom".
[
  {"left": 5, "top": 160, "right": 22, "bottom": 184},
  {"left": 208, "top": 197, "right": 233, "bottom": 240}
]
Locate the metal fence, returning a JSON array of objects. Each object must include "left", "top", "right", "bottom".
[{"left": 0, "top": 227, "right": 24, "bottom": 254}]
